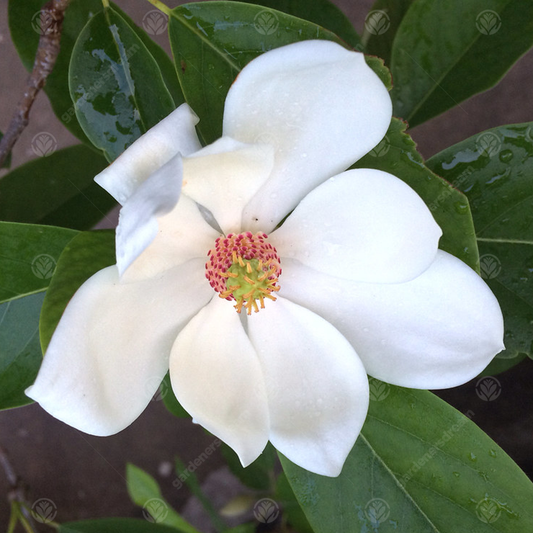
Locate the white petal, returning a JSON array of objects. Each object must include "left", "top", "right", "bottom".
[
  {"left": 95, "top": 104, "right": 201, "bottom": 205},
  {"left": 272, "top": 169, "right": 442, "bottom": 283},
  {"left": 279, "top": 252, "right": 505, "bottom": 389},
  {"left": 182, "top": 137, "right": 274, "bottom": 235},
  {"left": 169, "top": 297, "right": 269, "bottom": 466},
  {"left": 26, "top": 260, "right": 212, "bottom": 436},
  {"left": 247, "top": 297, "right": 369, "bottom": 477},
  {"left": 116, "top": 154, "right": 183, "bottom": 277},
  {"left": 122, "top": 194, "right": 220, "bottom": 283},
  {"left": 223, "top": 40, "right": 392, "bottom": 232}
]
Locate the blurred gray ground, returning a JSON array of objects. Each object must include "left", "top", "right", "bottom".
[{"left": 1, "top": 0, "right": 533, "bottom": 529}]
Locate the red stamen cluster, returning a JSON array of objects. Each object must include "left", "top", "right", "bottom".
[{"left": 205, "top": 232, "right": 282, "bottom": 313}]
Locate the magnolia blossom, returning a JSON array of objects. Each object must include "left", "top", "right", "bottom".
[{"left": 26, "top": 41, "right": 504, "bottom": 477}]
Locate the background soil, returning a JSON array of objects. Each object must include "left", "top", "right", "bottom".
[{"left": 1, "top": 0, "right": 532, "bottom": 530}]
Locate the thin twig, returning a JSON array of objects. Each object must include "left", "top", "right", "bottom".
[
  {"left": 0, "top": 0, "right": 71, "bottom": 169},
  {"left": 0, "top": 444, "right": 39, "bottom": 533}
]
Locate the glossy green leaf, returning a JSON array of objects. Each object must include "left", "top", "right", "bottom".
[
  {"left": 0, "top": 145, "right": 113, "bottom": 230},
  {"left": 0, "top": 223, "right": 78, "bottom": 304},
  {"left": 111, "top": 5, "right": 185, "bottom": 108},
  {"left": 234, "top": 0, "right": 361, "bottom": 48},
  {"left": 169, "top": 1, "right": 345, "bottom": 145},
  {"left": 0, "top": 293, "right": 44, "bottom": 410},
  {"left": 281, "top": 386, "right": 533, "bottom": 533},
  {"left": 60, "top": 519, "right": 180, "bottom": 533},
  {"left": 126, "top": 463, "right": 201, "bottom": 533},
  {"left": 427, "top": 123, "right": 533, "bottom": 365},
  {"left": 9, "top": 0, "right": 102, "bottom": 143},
  {"left": 390, "top": 0, "right": 533, "bottom": 127},
  {"left": 39, "top": 231, "right": 115, "bottom": 353},
  {"left": 69, "top": 6, "right": 175, "bottom": 161},
  {"left": 221, "top": 441, "right": 277, "bottom": 491},
  {"left": 362, "top": 0, "right": 415, "bottom": 65},
  {"left": 353, "top": 118, "right": 478, "bottom": 270},
  {"left": 8, "top": 0, "right": 182, "bottom": 146}
]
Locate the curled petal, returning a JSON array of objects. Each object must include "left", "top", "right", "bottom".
[
  {"left": 169, "top": 298, "right": 270, "bottom": 467},
  {"left": 116, "top": 154, "right": 183, "bottom": 277},
  {"left": 95, "top": 104, "right": 201, "bottom": 205},
  {"left": 122, "top": 194, "right": 220, "bottom": 283},
  {"left": 26, "top": 260, "right": 212, "bottom": 436},
  {"left": 182, "top": 137, "right": 275, "bottom": 235},
  {"left": 272, "top": 169, "right": 442, "bottom": 283},
  {"left": 280, "top": 252, "right": 505, "bottom": 389},
  {"left": 223, "top": 40, "right": 392, "bottom": 232},
  {"left": 248, "top": 297, "right": 369, "bottom": 477}
]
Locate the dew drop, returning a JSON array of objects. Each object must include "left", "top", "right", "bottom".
[
  {"left": 499, "top": 149, "right": 513, "bottom": 163},
  {"left": 469, "top": 452, "right": 477, "bottom": 461},
  {"left": 453, "top": 472, "right": 460, "bottom": 477}
]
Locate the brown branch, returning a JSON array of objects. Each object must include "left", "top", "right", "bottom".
[
  {"left": 0, "top": 444, "right": 38, "bottom": 532},
  {"left": 0, "top": 0, "right": 71, "bottom": 169}
]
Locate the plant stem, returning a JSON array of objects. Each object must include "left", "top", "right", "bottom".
[
  {"left": 144, "top": 0, "right": 172, "bottom": 16},
  {"left": 0, "top": 0, "right": 71, "bottom": 169}
]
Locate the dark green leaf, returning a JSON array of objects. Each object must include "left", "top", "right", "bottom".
[
  {"left": 69, "top": 6, "right": 175, "bottom": 161},
  {"left": 39, "top": 231, "right": 115, "bottom": 353},
  {"left": 0, "top": 145, "right": 113, "bottom": 230},
  {"left": 390, "top": 0, "right": 533, "bottom": 127},
  {"left": 0, "top": 293, "right": 45, "bottom": 409},
  {"left": 362, "top": 0, "right": 415, "bottom": 66},
  {"left": 8, "top": 0, "right": 102, "bottom": 143},
  {"left": 126, "top": 463, "right": 201, "bottom": 533},
  {"left": 221, "top": 441, "right": 277, "bottom": 491},
  {"left": 353, "top": 118, "right": 479, "bottom": 270},
  {"left": 234, "top": 0, "right": 361, "bottom": 48},
  {"left": 427, "top": 123, "right": 533, "bottom": 364},
  {"left": 60, "top": 518, "right": 182, "bottom": 533},
  {"left": 9, "top": 0, "right": 183, "bottom": 145},
  {"left": 281, "top": 386, "right": 533, "bottom": 533},
  {"left": 0, "top": 223, "right": 78, "bottom": 303},
  {"left": 169, "top": 1, "right": 345, "bottom": 145},
  {"left": 109, "top": 4, "right": 185, "bottom": 108}
]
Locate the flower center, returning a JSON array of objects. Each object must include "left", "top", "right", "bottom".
[{"left": 205, "top": 232, "right": 281, "bottom": 315}]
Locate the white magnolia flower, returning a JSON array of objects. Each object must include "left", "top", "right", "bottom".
[{"left": 26, "top": 41, "right": 504, "bottom": 477}]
